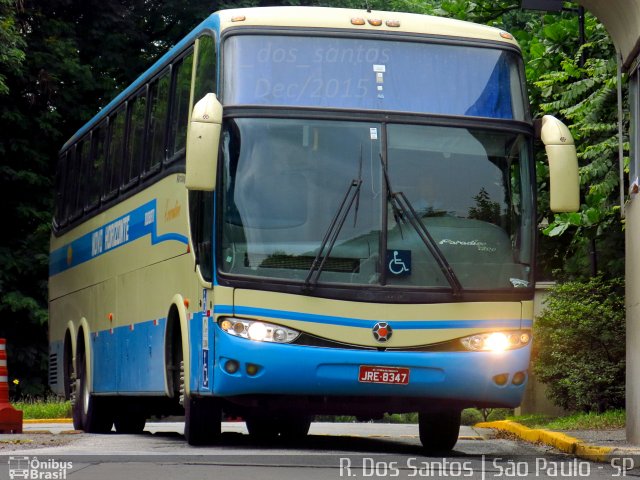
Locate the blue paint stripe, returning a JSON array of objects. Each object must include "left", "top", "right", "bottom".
[
  {"left": 49, "top": 199, "right": 188, "bottom": 276},
  {"left": 214, "top": 305, "right": 527, "bottom": 330}
]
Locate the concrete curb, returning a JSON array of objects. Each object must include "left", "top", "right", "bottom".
[{"left": 476, "top": 420, "right": 616, "bottom": 463}]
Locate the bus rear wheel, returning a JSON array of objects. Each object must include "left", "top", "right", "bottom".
[
  {"left": 184, "top": 395, "right": 222, "bottom": 445},
  {"left": 418, "top": 410, "right": 461, "bottom": 452},
  {"left": 72, "top": 346, "right": 113, "bottom": 433}
]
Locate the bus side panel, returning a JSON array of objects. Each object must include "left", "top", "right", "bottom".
[
  {"left": 92, "top": 277, "right": 117, "bottom": 393},
  {"left": 50, "top": 175, "right": 198, "bottom": 397},
  {"left": 115, "top": 318, "right": 167, "bottom": 394},
  {"left": 113, "top": 253, "right": 196, "bottom": 394}
]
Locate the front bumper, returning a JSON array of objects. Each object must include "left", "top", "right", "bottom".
[{"left": 208, "top": 327, "right": 530, "bottom": 408}]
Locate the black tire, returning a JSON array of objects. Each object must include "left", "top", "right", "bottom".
[
  {"left": 245, "top": 415, "right": 280, "bottom": 441},
  {"left": 63, "top": 334, "right": 73, "bottom": 401},
  {"left": 279, "top": 415, "right": 313, "bottom": 440},
  {"left": 418, "top": 410, "right": 461, "bottom": 452},
  {"left": 246, "top": 414, "right": 312, "bottom": 441},
  {"left": 184, "top": 395, "right": 222, "bottom": 445},
  {"left": 72, "top": 345, "right": 113, "bottom": 433},
  {"left": 114, "top": 410, "right": 147, "bottom": 434}
]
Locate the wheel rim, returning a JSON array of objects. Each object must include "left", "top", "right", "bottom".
[{"left": 82, "top": 380, "right": 89, "bottom": 415}]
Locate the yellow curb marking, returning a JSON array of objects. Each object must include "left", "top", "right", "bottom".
[
  {"left": 476, "top": 420, "right": 613, "bottom": 462},
  {"left": 23, "top": 419, "right": 72, "bottom": 424}
]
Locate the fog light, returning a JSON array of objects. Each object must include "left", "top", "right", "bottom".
[
  {"left": 512, "top": 371, "right": 527, "bottom": 386},
  {"left": 246, "top": 363, "right": 260, "bottom": 376},
  {"left": 224, "top": 359, "right": 239, "bottom": 374},
  {"left": 493, "top": 373, "right": 509, "bottom": 386}
]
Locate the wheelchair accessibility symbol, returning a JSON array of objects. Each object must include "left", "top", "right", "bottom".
[{"left": 386, "top": 250, "right": 411, "bottom": 277}]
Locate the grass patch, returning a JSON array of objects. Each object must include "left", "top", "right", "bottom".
[
  {"left": 509, "top": 409, "right": 625, "bottom": 430},
  {"left": 13, "top": 397, "right": 71, "bottom": 419}
]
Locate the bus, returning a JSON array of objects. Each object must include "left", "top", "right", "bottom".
[{"left": 48, "top": 6, "right": 579, "bottom": 449}]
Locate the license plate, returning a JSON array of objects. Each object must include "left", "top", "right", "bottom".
[{"left": 358, "top": 365, "right": 410, "bottom": 385}]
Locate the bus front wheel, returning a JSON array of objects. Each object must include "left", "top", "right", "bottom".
[
  {"left": 114, "top": 410, "right": 146, "bottom": 434},
  {"left": 246, "top": 414, "right": 312, "bottom": 441},
  {"left": 279, "top": 415, "right": 313, "bottom": 440},
  {"left": 418, "top": 410, "right": 461, "bottom": 452},
  {"left": 184, "top": 395, "right": 222, "bottom": 445}
]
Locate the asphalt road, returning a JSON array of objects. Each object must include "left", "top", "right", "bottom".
[{"left": 0, "top": 422, "right": 636, "bottom": 479}]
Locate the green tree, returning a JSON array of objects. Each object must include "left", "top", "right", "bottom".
[
  {"left": 0, "top": 0, "right": 25, "bottom": 95},
  {"left": 533, "top": 277, "right": 625, "bottom": 412},
  {"left": 536, "top": 21, "right": 625, "bottom": 279}
]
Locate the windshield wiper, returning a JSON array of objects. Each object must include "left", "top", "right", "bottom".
[
  {"left": 381, "top": 156, "right": 462, "bottom": 295},
  {"left": 303, "top": 177, "right": 363, "bottom": 292},
  {"left": 353, "top": 144, "right": 363, "bottom": 228}
]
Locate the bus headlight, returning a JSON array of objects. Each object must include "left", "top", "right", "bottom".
[
  {"left": 219, "top": 318, "right": 300, "bottom": 343},
  {"left": 460, "top": 331, "right": 531, "bottom": 352}
]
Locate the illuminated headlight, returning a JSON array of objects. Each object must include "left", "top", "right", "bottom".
[
  {"left": 218, "top": 318, "right": 300, "bottom": 343},
  {"left": 460, "top": 331, "right": 531, "bottom": 352}
]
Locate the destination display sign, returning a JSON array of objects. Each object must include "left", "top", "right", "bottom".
[{"left": 223, "top": 35, "right": 521, "bottom": 119}]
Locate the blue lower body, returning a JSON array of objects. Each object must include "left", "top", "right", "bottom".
[
  {"left": 81, "top": 314, "right": 529, "bottom": 413},
  {"left": 198, "top": 325, "right": 530, "bottom": 410}
]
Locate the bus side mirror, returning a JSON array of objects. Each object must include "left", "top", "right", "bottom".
[
  {"left": 540, "top": 115, "right": 580, "bottom": 212},
  {"left": 186, "top": 93, "right": 222, "bottom": 191}
]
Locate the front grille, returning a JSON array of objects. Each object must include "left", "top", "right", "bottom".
[{"left": 257, "top": 254, "right": 360, "bottom": 273}]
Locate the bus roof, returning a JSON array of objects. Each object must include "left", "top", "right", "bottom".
[
  {"left": 217, "top": 6, "right": 519, "bottom": 47},
  {"left": 62, "top": 6, "right": 519, "bottom": 151}
]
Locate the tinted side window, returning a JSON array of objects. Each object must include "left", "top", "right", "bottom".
[
  {"left": 88, "top": 122, "right": 107, "bottom": 210},
  {"left": 72, "top": 141, "right": 87, "bottom": 219},
  {"left": 54, "top": 152, "right": 68, "bottom": 226},
  {"left": 105, "top": 107, "right": 126, "bottom": 198},
  {"left": 124, "top": 89, "right": 147, "bottom": 187},
  {"left": 145, "top": 71, "right": 170, "bottom": 175},
  {"left": 168, "top": 50, "right": 194, "bottom": 161},
  {"left": 63, "top": 148, "right": 76, "bottom": 221}
]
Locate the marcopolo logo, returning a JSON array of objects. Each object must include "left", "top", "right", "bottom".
[{"left": 8, "top": 457, "right": 73, "bottom": 480}]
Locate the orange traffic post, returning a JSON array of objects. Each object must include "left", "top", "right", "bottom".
[{"left": 0, "top": 339, "right": 23, "bottom": 433}]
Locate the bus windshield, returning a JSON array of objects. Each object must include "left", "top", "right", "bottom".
[
  {"left": 220, "top": 118, "right": 534, "bottom": 291},
  {"left": 223, "top": 35, "right": 528, "bottom": 120}
]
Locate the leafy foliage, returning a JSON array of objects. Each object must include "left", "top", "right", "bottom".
[
  {"left": 533, "top": 277, "right": 625, "bottom": 412},
  {"left": 0, "top": 0, "right": 25, "bottom": 95},
  {"left": 530, "top": 16, "right": 625, "bottom": 279}
]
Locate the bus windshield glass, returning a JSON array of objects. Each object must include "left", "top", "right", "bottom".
[
  {"left": 223, "top": 35, "right": 527, "bottom": 120},
  {"left": 220, "top": 118, "right": 534, "bottom": 291}
]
